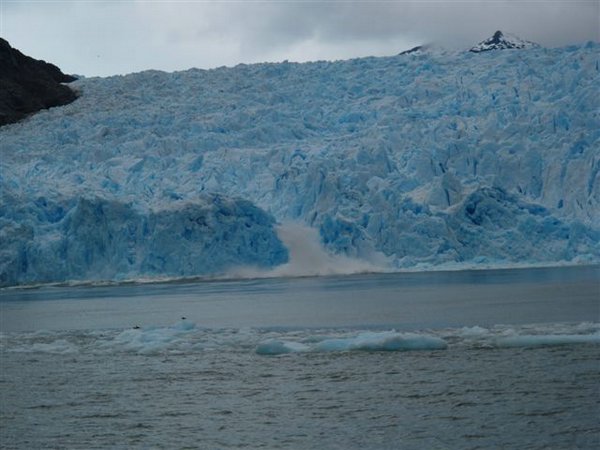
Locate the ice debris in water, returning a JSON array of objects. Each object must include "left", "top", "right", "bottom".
[
  {"left": 255, "top": 340, "right": 311, "bottom": 355},
  {"left": 1, "top": 39, "right": 599, "bottom": 286},
  {"left": 315, "top": 331, "right": 448, "bottom": 352},
  {"left": 105, "top": 320, "right": 198, "bottom": 355},
  {"left": 495, "top": 333, "right": 600, "bottom": 348},
  {"left": 11, "top": 339, "right": 78, "bottom": 354},
  {"left": 2, "top": 322, "right": 599, "bottom": 356},
  {"left": 256, "top": 331, "right": 448, "bottom": 355}
]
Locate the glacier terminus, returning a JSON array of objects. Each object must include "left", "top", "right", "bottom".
[{"left": 1, "top": 37, "right": 599, "bottom": 286}]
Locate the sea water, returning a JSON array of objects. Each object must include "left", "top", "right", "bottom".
[{"left": 1, "top": 266, "right": 599, "bottom": 449}]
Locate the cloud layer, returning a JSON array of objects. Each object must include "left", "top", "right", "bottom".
[{"left": 2, "top": 1, "right": 598, "bottom": 76}]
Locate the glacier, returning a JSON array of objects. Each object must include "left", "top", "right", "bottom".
[{"left": 1, "top": 41, "right": 599, "bottom": 286}]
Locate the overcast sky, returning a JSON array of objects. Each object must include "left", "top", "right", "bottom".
[{"left": 1, "top": 0, "right": 598, "bottom": 77}]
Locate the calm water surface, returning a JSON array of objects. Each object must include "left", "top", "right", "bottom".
[{"left": 1, "top": 266, "right": 599, "bottom": 449}]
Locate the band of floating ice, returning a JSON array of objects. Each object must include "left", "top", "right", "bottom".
[
  {"left": 3, "top": 322, "right": 599, "bottom": 355},
  {"left": 256, "top": 331, "right": 450, "bottom": 355}
]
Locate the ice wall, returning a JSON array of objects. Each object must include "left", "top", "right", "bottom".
[
  {"left": 0, "top": 191, "right": 287, "bottom": 286},
  {"left": 1, "top": 41, "right": 599, "bottom": 285}
]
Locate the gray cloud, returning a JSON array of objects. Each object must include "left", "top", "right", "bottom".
[{"left": 2, "top": 1, "right": 598, "bottom": 77}]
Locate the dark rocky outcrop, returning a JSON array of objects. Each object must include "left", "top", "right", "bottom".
[
  {"left": 0, "top": 38, "right": 77, "bottom": 126},
  {"left": 399, "top": 45, "right": 425, "bottom": 56}
]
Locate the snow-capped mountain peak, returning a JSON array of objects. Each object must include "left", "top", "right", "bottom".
[{"left": 469, "top": 30, "right": 539, "bottom": 53}]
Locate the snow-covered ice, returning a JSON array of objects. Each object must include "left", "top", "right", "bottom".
[{"left": 1, "top": 40, "right": 599, "bottom": 286}]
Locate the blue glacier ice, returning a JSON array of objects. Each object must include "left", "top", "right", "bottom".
[
  {"left": 1, "top": 41, "right": 599, "bottom": 286},
  {"left": 0, "top": 191, "right": 287, "bottom": 286}
]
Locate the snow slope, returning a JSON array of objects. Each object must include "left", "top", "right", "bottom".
[{"left": 1, "top": 41, "right": 599, "bottom": 286}]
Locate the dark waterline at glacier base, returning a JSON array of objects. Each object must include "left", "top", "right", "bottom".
[{"left": 1, "top": 266, "right": 599, "bottom": 449}]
